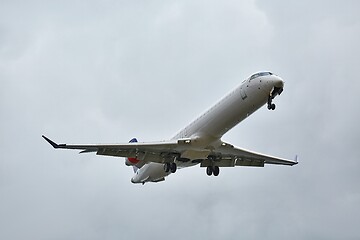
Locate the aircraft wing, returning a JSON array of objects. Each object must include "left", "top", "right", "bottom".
[
  {"left": 200, "top": 141, "right": 298, "bottom": 168},
  {"left": 43, "top": 136, "right": 297, "bottom": 167},
  {"left": 42, "top": 135, "right": 180, "bottom": 163}
]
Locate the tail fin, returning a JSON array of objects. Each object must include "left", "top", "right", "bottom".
[{"left": 129, "top": 138, "right": 138, "bottom": 143}]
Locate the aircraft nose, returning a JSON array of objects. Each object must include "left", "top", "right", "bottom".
[
  {"left": 261, "top": 76, "right": 284, "bottom": 94},
  {"left": 272, "top": 77, "right": 284, "bottom": 89}
]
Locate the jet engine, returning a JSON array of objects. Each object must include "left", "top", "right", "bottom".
[{"left": 125, "top": 138, "right": 140, "bottom": 166}]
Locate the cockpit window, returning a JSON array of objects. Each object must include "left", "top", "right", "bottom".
[{"left": 249, "top": 72, "right": 273, "bottom": 81}]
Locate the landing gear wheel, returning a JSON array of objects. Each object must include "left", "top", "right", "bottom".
[
  {"left": 213, "top": 166, "right": 220, "bottom": 176},
  {"left": 267, "top": 95, "right": 276, "bottom": 111},
  {"left": 206, "top": 166, "right": 213, "bottom": 176},
  {"left": 164, "top": 163, "right": 170, "bottom": 173},
  {"left": 268, "top": 101, "right": 276, "bottom": 110},
  {"left": 170, "top": 162, "right": 177, "bottom": 173}
]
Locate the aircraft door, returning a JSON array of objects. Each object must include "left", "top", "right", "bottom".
[{"left": 240, "top": 86, "right": 247, "bottom": 100}]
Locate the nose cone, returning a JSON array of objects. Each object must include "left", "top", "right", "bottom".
[{"left": 272, "top": 76, "right": 284, "bottom": 89}]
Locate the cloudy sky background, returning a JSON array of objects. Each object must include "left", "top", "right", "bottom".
[{"left": 1, "top": 0, "right": 359, "bottom": 239}]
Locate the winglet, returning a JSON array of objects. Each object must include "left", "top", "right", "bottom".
[
  {"left": 42, "top": 135, "right": 66, "bottom": 149},
  {"left": 294, "top": 155, "right": 299, "bottom": 165}
]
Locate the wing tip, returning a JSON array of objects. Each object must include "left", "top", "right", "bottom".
[
  {"left": 289, "top": 155, "right": 299, "bottom": 166},
  {"left": 42, "top": 135, "right": 66, "bottom": 149},
  {"left": 294, "top": 155, "right": 299, "bottom": 164}
]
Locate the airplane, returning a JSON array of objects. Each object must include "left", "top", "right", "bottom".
[{"left": 43, "top": 71, "right": 297, "bottom": 184}]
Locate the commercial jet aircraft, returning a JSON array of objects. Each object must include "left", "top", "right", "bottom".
[{"left": 43, "top": 71, "right": 297, "bottom": 184}]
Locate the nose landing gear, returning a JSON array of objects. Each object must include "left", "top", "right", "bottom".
[
  {"left": 267, "top": 97, "right": 276, "bottom": 110},
  {"left": 267, "top": 87, "right": 283, "bottom": 110}
]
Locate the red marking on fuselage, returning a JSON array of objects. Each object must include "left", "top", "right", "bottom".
[{"left": 128, "top": 157, "right": 140, "bottom": 164}]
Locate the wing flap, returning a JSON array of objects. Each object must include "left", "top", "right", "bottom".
[
  {"left": 201, "top": 159, "right": 236, "bottom": 167},
  {"left": 96, "top": 148, "right": 131, "bottom": 158},
  {"left": 235, "top": 159, "right": 264, "bottom": 167},
  {"left": 207, "top": 141, "right": 297, "bottom": 167}
]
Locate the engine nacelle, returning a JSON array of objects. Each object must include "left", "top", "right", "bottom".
[
  {"left": 125, "top": 157, "right": 140, "bottom": 166},
  {"left": 125, "top": 138, "right": 140, "bottom": 166}
]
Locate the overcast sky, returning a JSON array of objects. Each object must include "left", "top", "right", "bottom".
[{"left": 1, "top": 0, "right": 359, "bottom": 239}]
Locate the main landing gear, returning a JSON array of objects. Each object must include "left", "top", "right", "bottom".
[
  {"left": 164, "top": 162, "right": 177, "bottom": 173},
  {"left": 206, "top": 166, "right": 220, "bottom": 176}
]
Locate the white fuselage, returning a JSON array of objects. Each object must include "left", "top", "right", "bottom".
[{"left": 131, "top": 73, "right": 284, "bottom": 184}]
